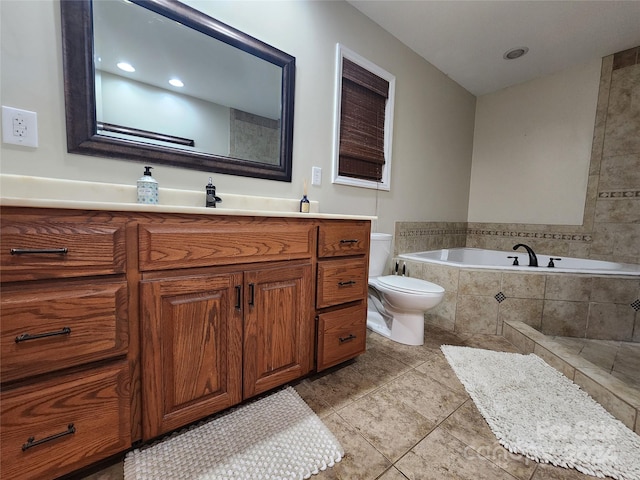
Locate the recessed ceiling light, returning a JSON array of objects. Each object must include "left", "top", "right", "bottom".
[
  {"left": 503, "top": 47, "right": 529, "bottom": 60},
  {"left": 169, "top": 78, "right": 184, "bottom": 87},
  {"left": 117, "top": 62, "right": 135, "bottom": 72}
]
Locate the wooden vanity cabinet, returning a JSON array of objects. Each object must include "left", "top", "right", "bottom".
[
  {"left": 0, "top": 207, "right": 370, "bottom": 477},
  {"left": 138, "top": 216, "right": 315, "bottom": 440}
]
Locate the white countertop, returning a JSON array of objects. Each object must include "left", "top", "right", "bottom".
[{"left": 0, "top": 174, "right": 375, "bottom": 221}]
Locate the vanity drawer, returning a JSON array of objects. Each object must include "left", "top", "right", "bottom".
[
  {"left": 317, "top": 258, "right": 368, "bottom": 308},
  {"left": 1, "top": 280, "right": 128, "bottom": 382},
  {"left": 1, "top": 361, "right": 131, "bottom": 480},
  {"left": 317, "top": 221, "right": 370, "bottom": 258},
  {"left": 0, "top": 219, "right": 126, "bottom": 282},
  {"left": 317, "top": 303, "right": 366, "bottom": 371},
  {"left": 138, "top": 221, "right": 315, "bottom": 271}
]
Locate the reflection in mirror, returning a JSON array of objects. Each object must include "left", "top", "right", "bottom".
[{"left": 61, "top": 0, "right": 295, "bottom": 181}]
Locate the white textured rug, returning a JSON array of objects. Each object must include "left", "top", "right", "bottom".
[
  {"left": 124, "top": 387, "right": 343, "bottom": 480},
  {"left": 441, "top": 345, "right": 640, "bottom": 480}
]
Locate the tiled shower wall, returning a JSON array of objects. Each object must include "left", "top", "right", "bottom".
[{"left": 395, "top": 47, "right": 640, "bottom": 264}]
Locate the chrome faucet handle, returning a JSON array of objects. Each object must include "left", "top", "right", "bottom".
[
  {"left": 548, "top": 257, "right": 561, "bottom": 268},
  {"left": 507, "top": 256, "right": 519, "bottom": 266}
]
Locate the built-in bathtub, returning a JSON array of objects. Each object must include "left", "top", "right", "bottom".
[
  {"left": 397, "top": 248, "right": 640, "bottom": 432},
  {"left": 401, "top": 247, "right": 640, "bottom": 276},
  {"left": 396, "top": 248, "right": 640, "bottom": 342}
]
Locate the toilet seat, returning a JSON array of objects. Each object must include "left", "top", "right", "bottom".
[{"left": 376, "top": 275, "right": 445, "bottom": 295}]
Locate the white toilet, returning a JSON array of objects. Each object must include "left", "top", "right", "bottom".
[{"left": 367, "top": 233, "right": 445, "bottom": 345}]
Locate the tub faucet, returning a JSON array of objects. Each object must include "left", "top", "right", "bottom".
[{"left": 513, "top": 243, "right": 538, "bottom": 267}]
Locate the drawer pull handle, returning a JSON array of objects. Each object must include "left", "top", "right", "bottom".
[
  {"left": 15, "top": 327, "right": 71, "bottom": 343},
  {"left": 22, "top": 423, "right": 76, "bottom": 451},
  {"left": 338, "top": 280, "right": 356, "bottom": 287},
  {"left": 339, "top": 239, "right": 358, "bottom": 244},
  {"left": 10, "top": 248, "right": 69, "bottom": 255},
  {"left": 339, "top": 334, "right": 357, "bottom": 343}
]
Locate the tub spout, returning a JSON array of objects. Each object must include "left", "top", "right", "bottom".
[{"left": 513, "top": 243, "right": 538, "bottom": 267}]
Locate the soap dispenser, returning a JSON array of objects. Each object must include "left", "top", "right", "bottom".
[{"left": 137, "top": 166, "right": 158, "bottom": 204}]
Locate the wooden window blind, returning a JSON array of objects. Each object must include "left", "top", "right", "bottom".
[{"left": 339, "top": 58, "right": 390, "bottom": 182}]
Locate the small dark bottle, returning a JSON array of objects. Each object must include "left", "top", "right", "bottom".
[
  {"left": 300, "top": 195, "right": 310, "bottom": 213},
  {"left": 206, "top": 177, "right": 217, "bottom": 208},
  {"left": 299, "top": 179, "right": 310, "bottom": 213}
]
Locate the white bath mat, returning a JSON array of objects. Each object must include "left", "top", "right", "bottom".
[
  {"left": 441, "top": 345, "right": 640, "bottom": 480},
  {"left": 124, "top": 387, "right": 343, "bottom": 480}
]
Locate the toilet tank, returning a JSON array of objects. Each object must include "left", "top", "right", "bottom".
[{"left": 369, "top": 233, "right": 393, "bottom": 277}]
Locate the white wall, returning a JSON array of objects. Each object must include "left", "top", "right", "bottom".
[
  {"left": 0, "top": 0, "right": 476, "bottom": 235},
  {"left": 468, "top": 59, "right": 601, "bottom": 225},
  {"left": 98, "top": 71, "right": 231, "bottom": 156}
]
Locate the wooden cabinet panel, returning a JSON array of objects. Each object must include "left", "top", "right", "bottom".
[
  {"left": 1, "top": 280, "right": 128, "bottom": 382},
  {"left": 140, "top": 273, "right": 243, "bottom": 439},
  {"left": 317, "top": 221, "right": 370, "bottom": 258},
  {"left": 315, "top": 220, "right": 370, "bottom": 372},
  {"left": 317, "top": 258, "right": 368, "bottom": 308},
  {"left": 317, "top": 304, "right": 367, "bottom": 371},
  {"left": 243, "top": 263, "right": 313, "bottom": 398},
  {"left": 1, "top": 361, "right": 131, "bottom": 480},
  {"left": 138, "top": 221, "right": 314, "bottom": 271},
  {"left": 1, "top": 219, "right": 126, "bottom": 282}
]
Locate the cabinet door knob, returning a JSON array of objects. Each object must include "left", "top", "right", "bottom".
[
  {"left": 248, "top": 283, "right": 255, "bottom": 306},
  {"left": 235, "top": 286, "right": 242, "bottom": 310}
]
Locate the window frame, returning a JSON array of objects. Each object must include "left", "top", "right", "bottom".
[{"left": 331, "top": 44, "right": 395, "bottom": 191}]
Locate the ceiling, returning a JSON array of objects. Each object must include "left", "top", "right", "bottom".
[{"left": 347, "top": 0, "right": 640, "bottom": 96}]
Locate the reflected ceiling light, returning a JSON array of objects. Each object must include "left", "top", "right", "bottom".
[
  {"left": 169, "top": 78, "right": 184, "bottom": 87},
  {"left": 117, "top": 62, "right": 135, "bottom": 72},
  {"left": 503, "top": 47, "right": 529, "bottom": 60}
]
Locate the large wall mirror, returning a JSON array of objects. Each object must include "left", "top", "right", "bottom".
[{"left": 60, "top": 0, "right": 295, "bottom": 182}]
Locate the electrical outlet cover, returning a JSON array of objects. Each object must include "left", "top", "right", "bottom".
[{"left": 2, "top": 106, "right": 38, "bottom": 147}]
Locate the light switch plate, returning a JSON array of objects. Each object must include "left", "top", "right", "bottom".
[
  {"left": 2, "top": 106, "right": 38, "bottom": 147},
  {"left": 311, "top": 166, "right": 322, "bottom": 186}
]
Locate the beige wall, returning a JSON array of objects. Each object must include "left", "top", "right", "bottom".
[
  {"left": 468, "top": 59, "right": 601, "bottom": 225},
  {"left": 0, "top": 0, "right": 476, "bottom": 235}
]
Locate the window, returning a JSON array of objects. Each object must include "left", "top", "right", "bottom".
[{"left": 332, "top": 44, "right": 395, "bottom": 190}]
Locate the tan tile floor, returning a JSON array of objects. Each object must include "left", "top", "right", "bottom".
[
  {"left": 551, "top": 336, "right": 640, "bottom": 391},
  {"left": 77, "top": 325, "right": 603, "bottom": 480}
]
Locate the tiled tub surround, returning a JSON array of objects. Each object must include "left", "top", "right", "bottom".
[
  {"left": 504, "top": 321, "right": 640, "bottom": 435},
  {"left": 393, "top": 222, "right": 467, "bottom": 255},
  {"left": 398, "top": 255, "right": 640, "bottom": 343}
]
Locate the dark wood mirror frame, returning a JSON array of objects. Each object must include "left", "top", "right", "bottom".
[{"left": 60, "top": 0, "right": 295, "bottom": 182}]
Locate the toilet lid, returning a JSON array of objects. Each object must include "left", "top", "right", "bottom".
[{"left": 377, "top": 275, "right": 445, "bottom": 294}]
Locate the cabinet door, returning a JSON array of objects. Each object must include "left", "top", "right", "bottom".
[
  {"left": 243, "top": 263, "right": 313, "bottom": 398},
  {"left": 140, "top": 273, "right": 243, "bottom": 439}
]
